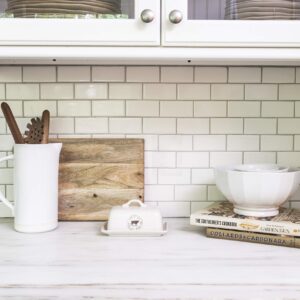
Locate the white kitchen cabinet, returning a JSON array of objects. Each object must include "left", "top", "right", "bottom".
[
  {"left": 0, "top": 0, "right": 160, "bottom": 46},
  {"left": 163, "top": 0, "right": 300, "bottom": 47},
  {"left": 1, "top": 0, "right": 300, "bottom": 64}
]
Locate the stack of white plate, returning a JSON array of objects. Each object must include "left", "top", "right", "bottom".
[
  {"left": 6, "top": 0, "right": 121, "bottom": 18},
  {"left": 225, "top": 0, "right": 300, "bottom": 20}
]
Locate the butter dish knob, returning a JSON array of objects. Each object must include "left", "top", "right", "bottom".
[{"left": 123, "top": 199, "right": 145, "bottom": 208}]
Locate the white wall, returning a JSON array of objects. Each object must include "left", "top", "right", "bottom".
[{"left": 0, "top": 65, "right": 300, "bottom": 217}]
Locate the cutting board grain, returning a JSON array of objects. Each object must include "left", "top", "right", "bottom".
[{"left": 51, "top": 138, "right": 144, "bottom": 221}]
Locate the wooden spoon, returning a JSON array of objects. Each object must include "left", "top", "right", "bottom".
[
  {"left": 41, "top": 110, "right": 50, "bottom": 144},
  {"left": 1, "top": 102, "right": 24, "bottom": 144}
]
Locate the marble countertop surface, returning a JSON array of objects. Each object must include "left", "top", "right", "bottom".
[{"left": 0, "top": 218, "right": 300, "bottom": 300}]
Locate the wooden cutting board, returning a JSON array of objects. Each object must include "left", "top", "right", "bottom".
[{"left": 51, "top": 138, "right": 144, "bottom": 221}]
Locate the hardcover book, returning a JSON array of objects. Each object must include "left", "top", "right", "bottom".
[
  {"left": 190, "top": 202, "right": 300, "bottom": 237},
  {"left": 206, "top": 227, "right": 300, "bottom": 248}
]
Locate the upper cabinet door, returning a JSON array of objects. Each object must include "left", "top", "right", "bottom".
[
  {"left": 163, "top": 0, "right": 300, "bottom": 47},
  {"left": 0, "top": 0, "right": 160, "bottom": 46}
]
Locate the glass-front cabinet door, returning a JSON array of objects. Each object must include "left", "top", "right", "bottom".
[
  {"left": 0, "top": 0, "right": 160, "bottom": 45},
  {"left": 163, "top": 0, "right": 300, "bottom": 47}
]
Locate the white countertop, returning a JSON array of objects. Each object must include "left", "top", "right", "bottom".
[{"left": 0, "top": 218, "right": 300, "bottom": 300}]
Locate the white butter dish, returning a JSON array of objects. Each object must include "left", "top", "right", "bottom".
[{"left": 101, "top": 199, "right": 167, "bottom": 237}]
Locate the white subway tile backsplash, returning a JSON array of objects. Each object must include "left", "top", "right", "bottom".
[
  {"left": 297, "top": 68, "right": 300, "bottom": 83},
  {"left": 143, "top": 84, "right": 176, "bottom": 100},
  {"left": 0, "top": 119, "right": 6, "bottom": 134},
  {"left": 279, "top": 84, "right": 300, "bottom": 100},
  {"left": 92, "top": 66, "right": 125, "bottom": 82},
  {"left": 23, "top": 66, "right": 56, "bottom": 82},
  {"left": 278, "top": 119, "right": 300, "bottom": 134},
  {"left": 177, "top": 84, "right": 210, "bottom": 100},
  {"left": 126, "top": 101, "right": 159, "bottom": 117},
  {"left": 145, "top": 185, "right": 174, "bottom": 201},
  {"left": 175, "top": 185, "right": 206, "bottom": 201},
  {"left": 41, "top": 83, "right": 73, "bottom": 99},
  {"left": 227, "top": 135, "right": 259, "bottom": 151},
  {"left": 277, "top": 152, "right": 300, "bottom": 167},
  {"left": 195, "top": 67, "right": 227, "bottom": 83},
  {"left": 177, "top": 152, "right": 209, "bottom": 168},
  {"left": 109, "top": 118, "right": 141, "bottom": 134},
  {"left": 75, "top": 83, "right": 107, "bottom": 99},
  {"left": 194, "top": 135, "right": 226, "bottom": 151},
  {"left": 261, "top": 135, "right": 293, "bottom": 151},
  {"left": 0, "top": 169, "right": 13, "bottom": 184},
  {"left": 159, "top": 135, "right": 192, "bottom": 151},
  {"left": 93, "top": 100, "right": 125, "bottom": 116},
  {"left": 158, "top": 202, "right": 190, "bottom": 217},
  {"left": 6, "top": 84, "right": 39, "bottom": 100},
  {"left": 0, "top": 67, "right": 21, "bottom": 82},
  {"left": 143, "top": 118, "right": 176, "bottom": 134},
  {"left": 0, "top": 84, "right": 4, "bottom": 100},
  {"left": 161, "top": 67, "right": 193, "bottom": 83},
  {"left": 0, "top": 135, "right": 14, "bottom": 151},
  {"left": 145, "top": 151, "right": 176, "bottom": 168},
  {"left": 75, "top": 118, "right": 108, "bottom": 134},
  {"left": 262, "top": 102, "right": 294, "bottom": 117},
  {"left": 192, "top": 169, "right": 215, "bottom": 185},
  {"left": 145, "top": 168, "right": 158, "bottom": 185},
  {"left": 211, "top": 84, "right": 244, "bottom": 100},
  {"left": 210, "top": 152, "right": 243, "bottom": 167},
  {"left": 294, "top": 135, "right": 300, "bottom": 150},
  {"left": 244, "top": 118, "right": 277, "bottom": 134},
  {"left": 245, "top": 84, "right": 278, "bottom": 100},
  {"left": 177, "top": 118, "right": 209, "bottom": 134},
  {"left": 24, "top": 101, "right": 57, "bottom": 117},
  {"left": 211, "top": 118, "right": 243, "bottom": 134},
  {"left": 1, "top": 65, "right": 300, "bottom": 218},
  {"left": 243, "top": 152, "right": 276, "bottom": 164},
  {"left": 50, "top": 118, "right": 74, "bottom": 134},
  {"left": 208, "top": 186, "right": 226, "bottom": 201},
  {"left": 160, "top": 101, "right": 193, "bottom": 117},
  {"left": 194, "top": 101, "right": 227, "bottom": 117},
  {"left": 58, "top": 66, "right": 90, "bottom": 82},
  {"left": 263, "top": 67, "right": 295, "bottom": 83},
  {"left": 127, "top": 67, "right": 159, "bottom": 82},
  {"left": 109, "top": 83, "right": 142, "bottom": 100},
  {"left": 158, "top": 169, "right": 190, "bottom": 185},
  {"left": 58, "top": 101, "right": 91, "bottom": 117},
  {"left": 228, "top": 101, "right": 260, "bottom": 117},
  {"left": 229, "top": 67, "right": 261, "bottom": 83},
  {"left": 0, "top": 101, "right": 22, "bottom": 117}
]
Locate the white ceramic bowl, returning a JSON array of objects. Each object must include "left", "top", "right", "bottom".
[
  {"left": 234, "top": 164, "right": 288, "bottom": 173},
  {"left": 214, "top": 165, "right": 300, "bottom": 217}
]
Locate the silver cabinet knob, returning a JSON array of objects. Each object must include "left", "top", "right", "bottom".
[
  {"left": 141, "top": 9, "right": 155, "bottom": 23},
  {"left": 169, "top": 10, "right": 183, "bottom": 24}
]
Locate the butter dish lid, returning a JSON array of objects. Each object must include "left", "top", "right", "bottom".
[{"left": 101, "top": 199, "right": 167, "bottom": 237}]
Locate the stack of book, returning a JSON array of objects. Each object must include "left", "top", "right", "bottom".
[{"left": 190, "top": 202, "right": 300, "bottom": 248}]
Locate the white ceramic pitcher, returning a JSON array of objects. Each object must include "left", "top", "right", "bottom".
[{"left": 0, "top": 143, "right": 62, "bottom": 233}]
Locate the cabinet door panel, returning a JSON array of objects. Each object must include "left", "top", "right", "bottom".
[
  {"left": 163, "top": 0, "right": 300, "bottom": 47},
  {"left": 0, "top": 0, "right": 160, "bottom": 46}
]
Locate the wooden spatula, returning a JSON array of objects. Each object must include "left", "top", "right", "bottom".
[
  {"left": 24, "top": 117, "right": 44, "bottom": 144},
  {"left": 24, "top": 110, "right": 50, "bottom": 144},
  {"left": 1, "top": 102, "right": 24, "bottom": 144}
]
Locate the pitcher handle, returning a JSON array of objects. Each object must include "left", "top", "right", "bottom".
[{"left": 0, "top": 155, "right": 14, "bottom": 215}]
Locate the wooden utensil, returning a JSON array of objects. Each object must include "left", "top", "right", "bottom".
[
  {"left": 41, "top": 110, "right": 50, "bottom": 144},
  {"left": 1, "top": 102, "right": 24, "bottom": 144},
  {"left": 24, "top": 110, "right": 50, "bottom": 144},
  {"left": 24, "top": 117, "right": 44, "bottom": 144},
  {"left": 51, "top": 138, "right": 144, "bottom": 221}
]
